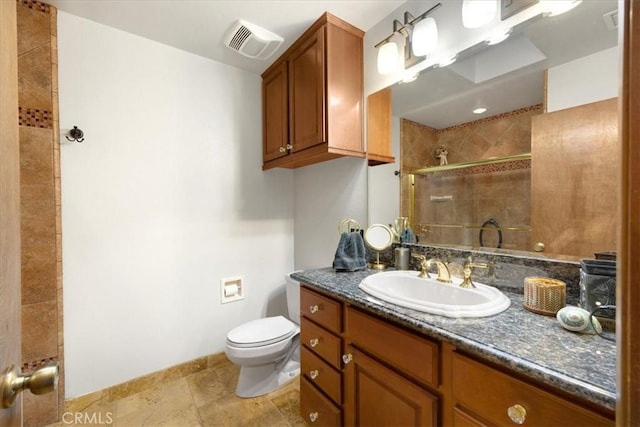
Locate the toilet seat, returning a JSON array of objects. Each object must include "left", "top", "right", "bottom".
[{"left": 227, "top": 316, "right": 296, "bottom": 348}]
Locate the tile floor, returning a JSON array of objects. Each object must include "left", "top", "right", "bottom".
[{"left": 49, "top": 357, "right": 307, "bottom": 426}]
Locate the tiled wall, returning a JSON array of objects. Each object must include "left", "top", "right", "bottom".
[
  {"left": 16, "top": 0, "right": 63, "bottom": 425},
  {"left": 400, "top": 105, "right": 542, "bottom": 251}
]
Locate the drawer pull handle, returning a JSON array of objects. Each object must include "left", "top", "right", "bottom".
[
  {"left": 309, "top": 305, "right": 319, "bottom": 314},
  {"left": 309, "top": 338, "right": 319, "bottom": 348},
  {"left": 309, "top": 369, "right": 319, "bottom": 380},
  {"left": 309, "top": 411, "right": 319, "bottom": 423},
  {"left": 342, "top": 353, "right": 353, "bottom": 365},
  {"left": 507, "top": 404, "right": 527, "bottom": 424}
]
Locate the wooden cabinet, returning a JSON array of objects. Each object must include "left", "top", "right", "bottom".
[
  {"left": 261, "top": 13, "right": 365, "bottom": 170},
  {"left": 299, "top": 284, "right": 614, "bottom": 426},
  {"left": 366, "top": 87, "right": 395, "bottom": 166},
  {"left": 300, "top": 286, "right": 343, "bottom": 425},
  {"left": 262, "top": 62, "right": 288, "bottom": 163},
  {"left": 344, "top": 307, "right": 439, "bottom": 426},
  {"left": 451, "top": 352, "right": 613, "bottom": 427},
  {"left": 343, "top": 345, "right": 438, "bottom": 426}
]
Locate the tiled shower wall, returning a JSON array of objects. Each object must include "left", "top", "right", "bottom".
[
  {"left": 400, "top": 105, "right": 542, "bottom": 251},
  {"left": 16, "top": 0, "right": 63, "bottom": 425}
]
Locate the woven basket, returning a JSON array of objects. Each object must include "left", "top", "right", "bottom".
[{"left": 523, "top": 277, "right": 566, "bottom": 316}]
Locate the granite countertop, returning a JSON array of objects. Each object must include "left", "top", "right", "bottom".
[{"left": 292, "top": 268, "right": 616, "bottom": 412}]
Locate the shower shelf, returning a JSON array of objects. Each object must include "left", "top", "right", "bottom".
[{"left": 410, "top": 152, "right": 531, "bottom": 175}]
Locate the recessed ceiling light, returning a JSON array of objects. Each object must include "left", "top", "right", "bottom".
[{"left": 473, "top": 107, "right": 488, "bottom": 114}]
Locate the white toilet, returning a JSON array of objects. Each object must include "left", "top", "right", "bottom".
[{"left": 225, "top": 272, "right": 301, "bottom": 398}]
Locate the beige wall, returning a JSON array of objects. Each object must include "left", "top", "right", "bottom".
[{"left": 17, "top": 0, "right": 63, "bottom": 424}]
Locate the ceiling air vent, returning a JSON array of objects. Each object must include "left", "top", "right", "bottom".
[{"left": 224, "top": 20, "right": 283, "bottom": 60}]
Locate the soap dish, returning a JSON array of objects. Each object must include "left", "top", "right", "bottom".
[{"left": 523, "top": 277, "right": 566, "bottom": 316}]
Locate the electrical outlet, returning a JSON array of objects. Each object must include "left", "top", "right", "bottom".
[{"left": 220, "top": 276, "right": 244, "bottom": 304}]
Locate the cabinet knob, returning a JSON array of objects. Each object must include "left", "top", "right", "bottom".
[
  {"left": 309, "top": 411, "right": 319, "bottom": 423},
  {"left": 507, "top": 404, "right": 527, "bottom": 424},
  {"left": 342, "top": 353, "right": 353, "bottom": 365},
  {"left": 309, "top": 338, "right": 319, "bottom": 348},
  {"left": 286, "top": 144, "right": 293, "bottom": 150},
  {"left": 309, "top": 305, "right": 319, "bottom": 314},
  {"left": 279, "top": 146, "right": 287, "bottom": 153},
  {"left": 309, "top": 369, "right": 319, "bottom": 380},
  {"left": 533, "top": 242, "right": 545, "bottom": 252}
]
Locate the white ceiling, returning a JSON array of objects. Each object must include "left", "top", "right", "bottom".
[
  {"left": 47, "top": 0, "right": 405, "bottom": 75},
  {"left": 47, "top": 0, "right": 619, "bottom": 129}
]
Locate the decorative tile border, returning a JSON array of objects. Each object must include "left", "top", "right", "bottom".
[
  {"left": 18, "top": 107, "right": 53, "bottom": 128},
  {"left": 18, "top": 0, "right": 51, "bottom": 14},
  {"left": 430, "top": 158, "right": 531, "bottom": 178},
  {"left": 22, "top": 356, "right": 58, "bottom": 373}
]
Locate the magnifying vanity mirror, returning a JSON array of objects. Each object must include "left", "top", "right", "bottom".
[
  {"left": 367, "top": 0, "right": 619, "bottom": 260},
  {"left": 364, "top": 224, "right": 394, "bottom": 270}
]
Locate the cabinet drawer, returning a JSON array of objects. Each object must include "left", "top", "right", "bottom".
[
  {"left": 345, "top": 307, "right": 439, "bottom": 387},
  {"left": 452, "top": 353, "right": 613, "bottom": 427},
  {"left": 301, "top": 345, "right": 341, "bottom": 404},
  {"left": 301, "top": 317, "right": 342, "bottom": 369},
  {"left": 301, "top": 286, "right": 342, "bottom": 332},
  {"left": 300, "top": 376, "right": 342, "bottom": 427}
]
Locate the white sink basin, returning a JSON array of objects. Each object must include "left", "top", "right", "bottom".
[{"left": 358, "top": 270, "right": 511, "bottom": 318}]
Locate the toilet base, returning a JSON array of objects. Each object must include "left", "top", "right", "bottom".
[{"left": 235, "top": 359, "right": 300, "bottom": 398}]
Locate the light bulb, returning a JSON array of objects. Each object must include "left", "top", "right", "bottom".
[
  {"left": 462, "top": 0, "right": 497, "bottom": 29},
  {"left": 412, "top": 17, "right": 438, "bottom": 56},
  {"left": 377, "top": 41, "right": 399, "bottom": 75}
]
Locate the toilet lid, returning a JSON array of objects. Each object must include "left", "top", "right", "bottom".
[{"left": 227, "top": 316, "right": 296, "bottom": 348}]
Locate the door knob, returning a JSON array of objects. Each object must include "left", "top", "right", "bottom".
[{"left": 1, "top": 362, "right": 59, "bottom": 409}]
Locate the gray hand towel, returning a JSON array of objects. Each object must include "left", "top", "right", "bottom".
[{"left": 332, "top": 232, "right": 367, "bottom": 272}]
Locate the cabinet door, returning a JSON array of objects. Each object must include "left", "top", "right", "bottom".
[
  {"left": 366, "top": 87, "right": 394, "bottom": 165},
  {"left": 262, "top": 61, "right": 288, "bottom": 162},
  {"left": 288, "top": 26, "right": 325, "bottom": 152},
  {"left": 344, "top": 345, "right": 438, "bottom": 426}
]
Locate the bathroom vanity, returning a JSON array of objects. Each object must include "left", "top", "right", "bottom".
[{"left": 294, "top": 268, "right": 615, "bottom": 426}]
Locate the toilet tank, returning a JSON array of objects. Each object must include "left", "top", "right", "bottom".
[{"left": 285, "top": 272, "right": 301, "bottom": 324}]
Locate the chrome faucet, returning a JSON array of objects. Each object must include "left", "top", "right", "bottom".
[
  {"left": 460, "top": 256, "right": 488, "bottom": 288},
  {"left": 411, "top": 254, "right": 452, "bottom": 283}
]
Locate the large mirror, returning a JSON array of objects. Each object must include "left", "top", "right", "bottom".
[{"left": 370, "top": 0, "right": 619, "bottom": 260}]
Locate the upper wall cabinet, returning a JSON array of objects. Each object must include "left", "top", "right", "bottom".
[
  {"left": 261, "top": 13, "right": 365, "bottom": 170},
  {"left": 366, "top": 87, "right": 394, "bottom": 166}
]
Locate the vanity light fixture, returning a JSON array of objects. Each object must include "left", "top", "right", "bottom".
[
  {"left": 374, "top": 3, "right": 442, "bottom": 73},
  {"left": 377, "top": 40, "right": 400, "bottom": 75},
  {"left": 462, "top": 0, "right": 498, "bottom": 29},
  {"left": 412, "top": 17, "right": 438, "bottom": 56},
  {"left": 540, "top": 0, "right": 583, "bottom": 16}
]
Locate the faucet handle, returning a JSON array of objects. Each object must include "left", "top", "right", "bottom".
[
  {"left": 464, "top": 256, "right": 488, "bottom": 269},
  {"left": 410, "top": 253, "right": 430, "bottom": 278},
  {"left": 460, "top": 257, "right": 487, "bottom": 288}
]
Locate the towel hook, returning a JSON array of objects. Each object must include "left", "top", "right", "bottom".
[{"left": 65, "top": 126, "right": 85, "bottom": 143}]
